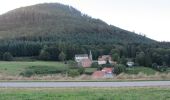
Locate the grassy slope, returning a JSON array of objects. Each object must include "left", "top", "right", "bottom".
[
  {"left": 0, "top": 87, "right": 170, "bottom": 100},
  {"left": 0, "top": 61, "right": 68, "bottom": 75},
  {"left": 125, "top": 67, "right": 158, "bottom": 75}
]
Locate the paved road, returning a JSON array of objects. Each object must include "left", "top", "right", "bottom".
[{"left": 0, "top": 81, "right": 170, "bottom": 88}]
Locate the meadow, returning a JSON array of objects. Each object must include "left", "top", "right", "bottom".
[
  {"left": 0, "top": 87, "right": 170, "bottom": 100},
  {"left": 0, "top": 61, "right": 68, "bottom": 75},
  {"left": 0, "top": 61, "right": 169, "bottom": 81},
  {"left": 125, "top": 67, "right": 158, "bottom": 75},
  {"left": 0, "top": 61, "right": 158, "bottom": 76}
]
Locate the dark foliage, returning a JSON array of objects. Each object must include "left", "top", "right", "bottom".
[
  {"left": 68, "top": 69, "right": 80, "bottom": 77},
  {"left": 3, "top": 52, "right": 13, "bottom": 61},
  {"left": 20, "top": 66, "right": 66, "bottom": 77},
  {"left": 114, "top": 64, "right": 126, "bottom": 75}
]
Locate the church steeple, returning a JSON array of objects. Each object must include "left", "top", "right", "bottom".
[{"left": 89, "top": 50, "right": 92, "bottom": 61}]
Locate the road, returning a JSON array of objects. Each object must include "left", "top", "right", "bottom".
[{"left": 0, "top": 81, "right": 170, "bottom": 88}]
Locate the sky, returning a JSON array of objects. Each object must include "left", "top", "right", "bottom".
[{"left": 0, "top": 0, "right": 170, "bottom": 41}]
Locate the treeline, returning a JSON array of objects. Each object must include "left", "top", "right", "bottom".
[
  {"left": 110, "top": 43, "right": 170, "bottom": 71},
  {"left": 0, "top": 39, "right": 170, "bottom": 68}
]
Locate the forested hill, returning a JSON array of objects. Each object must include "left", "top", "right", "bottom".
[
  {"left": 2, "top": 2, "right": 170, "bottom": 67},
  {"left": 0, "top": 3, "right": 154, "bottom": 44}
]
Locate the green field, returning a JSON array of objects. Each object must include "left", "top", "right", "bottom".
[
  {"left": 125, "top": 67, "right": 158, "bottom": 75},
  {"left": 0, "top": 61, "right": 68, "bottom": 75},
  {"left": 0, "top": 87, "right": 169, "bottom": 100},
  {"left": 84, "top": 68, "right": 97, "bottom": 75}
]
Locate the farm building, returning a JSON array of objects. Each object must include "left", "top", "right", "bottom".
[
  {"left": 98, "top": 55, "right": 113, "bottom": 65},
  {"left": 75, "top": 51, "right": 93, "bottom": 67},
  {"left": 80, "top": 59, "right": 92, "bottom": 68},
  {"left": 92, "top": 67, "right": 113, "bottom": 78},
  {"left": 75, "top": 54, "right": 89, "bottom": 62}
]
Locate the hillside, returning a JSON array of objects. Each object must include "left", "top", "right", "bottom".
[
  {"left": 0, "top": 3, "right": 155, "bottom": 44},
  {"left": 0, "top": 3, "right": 169, "bottom": 70}
]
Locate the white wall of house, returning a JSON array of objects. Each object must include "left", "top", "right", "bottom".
[
  {"left": 75, "top": 56, "right": 89, "bottom": 62},
  {"left": 98, "top": 60, "right": 114, "bottom": 65},
  {"left": 98, "top": 61, "right": 106, "bottom": 65}
]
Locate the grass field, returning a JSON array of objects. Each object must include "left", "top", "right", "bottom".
[
  {"left": 0, "top": 61, "right": 68, "bottom": 75},
  {"left": 0, "top": 61, "right": 169, "bottom": 81},
  {"left": 0, "top": 87, "right": 169, "bottom": 100},
  {"left": 125, "top": 67, "right": 158, "bottom": 75},
  {"left": 84, "top": 68, "right": 97, "bottom": 75}
]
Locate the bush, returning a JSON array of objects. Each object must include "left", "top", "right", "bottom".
[
  {"left": 102, "top": 60, "right": 113, "bottom": 68},
  {"left": 152, "top": 63, "right": 167, "bottom": 72},
  {"left": 39, "top": 50, "right": 50, "bottom": 61},
  {"left": 20, "top": 66, "right": 66, "bottom": 77},
  {"left": 157, "top": 66, "right": 167, "bottom": 72},
  {"left": 68, "top": 69, "right": 80, "bottom": 77},
  {"left": 20, "top": 69, "right": 35, "bottom": 77},
  {"left": 97, "top": 65, "right": 103, "bottom": 70},
  {"left": 78, "top": 67, "right": 85, "bottom": 74},
  {"left": 3, "top": 52, "right": 13, "bottom": 61},
  {"left": 67, "top": 61, "right": 78, "bottom": 68},
  {"left": 91, "top": 62, "right": 98, "bottom": 68},
  {"left": 114, "top": 64, "right": 126, "bottom": 75}
]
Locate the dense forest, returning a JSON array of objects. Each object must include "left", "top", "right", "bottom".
[{"left": 0, "top": 3, "right": 170, "bottom": 69}]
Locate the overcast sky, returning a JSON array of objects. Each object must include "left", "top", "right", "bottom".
[{"left": 0, "top": 0, "right": 170, "bottom": 41}]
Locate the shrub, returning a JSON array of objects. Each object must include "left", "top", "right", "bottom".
[
  {"left": 102, "top": 60, "right": 113, "bottom": 68},
  {"left": 114, "top": 64, "right": 126, "bottom": 75},
  {"left": 67, "top": 61, "right": 78, "bottom": 68},
  {"left": 20, "top": 69, "right": 34, "bottom": 77},
  {"left": 68, "top": 69, "right": 80, "bottom": 77},
  {"left": 39, "top": 50, "right": 50, "bottom": 61},
  {"left": 20, "top": 66, "right": 66, "bottom": 77},
  {"left": 3, "top": 52, "right": 13, "bottom": 61},
  {"left": 157, "top": 66, "right": 167, "bottom": 72},
  {"left": 78, "top": 67, "right": 85, "bottom": 74},
  {"left": 91, "top": 62, "right": 98, "bottom": 68},
  {"left": 152, "top": 63, "right": 167, "bottom": 72}
]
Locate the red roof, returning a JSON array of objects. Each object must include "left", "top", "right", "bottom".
[
  {"left": 92, "top": 71, "right": 105, "bottom": 78},
  {"left": 98, "top": 55, "right": 112, "bottom": 61},
  {"left": 102, "top": 68, "right": 113, "bottom": 73}
]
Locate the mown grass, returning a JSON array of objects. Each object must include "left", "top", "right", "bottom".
[
  {"left": 125, "top": 67, "right": 157, "bottom": 75},
  {"left": 0, "top": 61, "right": 68, "bottom": 75},
  {"left": 0, "top": 87, "right": 170, "bottom": 100}
]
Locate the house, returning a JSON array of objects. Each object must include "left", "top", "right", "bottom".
[
  {"left": 80, "top": 59, "right": 92, "bottom": 68},
  {"left": 98, "top": 55, "right": 113, "bottom": 65},
  {"left": 102, "top": 67, "right": 113, "bottom": 73},
  {"left": 102, "top": 67, "right": 113, "bottom": 78},
  {"left": 75, "top": 54, "right": 89, "bottom": 62},
  {"left": 75, "top": 51, "right": 93, "bottom": 67},
  {"left": 92, "top": 67, "right": 113, "bottom": 78}
]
